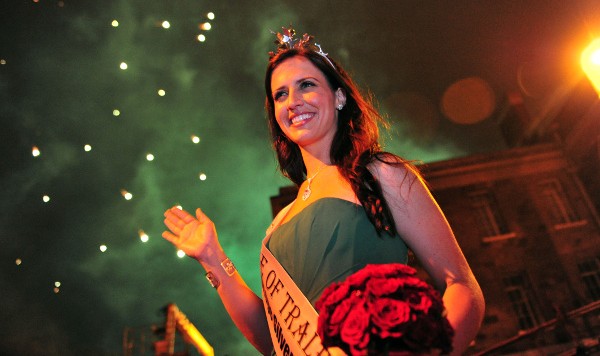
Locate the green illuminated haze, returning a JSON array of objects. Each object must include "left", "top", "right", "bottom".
[{"left": 0, "top": 0, "right": 517, "bottom": 354}]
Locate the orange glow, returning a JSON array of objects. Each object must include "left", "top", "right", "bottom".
[{"left": 581, "top": 38, "right": 600, "bottom": 97}]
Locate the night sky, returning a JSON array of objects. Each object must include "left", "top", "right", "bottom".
[{"left": 1, "top": 1, "right": 599, "bottom": 355}]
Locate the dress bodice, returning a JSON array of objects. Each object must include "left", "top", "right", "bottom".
[{"left": 266, "top": 198, "right": 408, "bottom": 305}]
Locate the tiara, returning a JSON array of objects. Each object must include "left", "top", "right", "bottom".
[{"left": 268, "top": 26, "right": 336, "bottom": 69}]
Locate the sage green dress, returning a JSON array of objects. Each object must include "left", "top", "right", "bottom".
[{"left": 266, "top": 198, "right": 409, "bottom": 306}]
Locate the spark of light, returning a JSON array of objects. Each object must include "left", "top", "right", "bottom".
[
  {"left": 15, "top": 258, "right": 22, "bottom": 266},
  {"left": 177, "top": 250, "right": 186, "bottom": 258},
  {"left": 197, "top": 34, "right": 206, "bottom": 42},
  {"left": 199, "top": 173, "right": 207, "bottom": 181},
  {"left": 120, "top": 189, "right": 133, "bottom": 200},
  {"left": 200, "top": 22, "right": 211, "bottom": 31},
  {"left": 162, "top": 21, "right": 171, "bottom": 29},
  {"left": 100, "top": 245, "right": 108, "bottom": 252},
  {"left": 84, "top": 144, "right": 92, "bottom": 152},
  {"left": 158, "top": 89, "right": 166, "bottom": 96},
  {"left": 207, "top": 12, "right": 215, "bottom": 20},
  {"left": 120, "top": 62, "right": 128, "bottom": 70},
  {"left": 146, "top": 153, "right": 155, "bottom": 161},
  {"left": 43, "top": 195, "right": 50, "bottom": 203},
  {"left": 139, "top": 230, "right": 149, "bottom": 243},
  {"left": 113, "top": 109, "right": 120, "bottom": 116},
  {"left": 112, "top": 20, "right": 119, "bottom": 27},
  {"left": 32, "top": 146, "right": 40, "bottom": 157},
  {"left": 191, "top": 135, "right": 200, "bottom": 144}
]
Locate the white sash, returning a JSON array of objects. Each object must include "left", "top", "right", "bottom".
[{"left": 260, "top": 203, "right": 330, "bottom": 356}]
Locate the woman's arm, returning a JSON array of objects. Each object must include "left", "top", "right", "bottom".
[
  {"left": 373, "top": 162, "right": 485, "bottom": 355},
  {"left": 163, "top": 207, "right": 272, "bottom": 355}
]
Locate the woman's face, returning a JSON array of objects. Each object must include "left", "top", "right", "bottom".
[{"left": 270, "top": 56, "right": 345, "bottom": 153}]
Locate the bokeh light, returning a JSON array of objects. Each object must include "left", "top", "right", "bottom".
[
  {"left": 32, "top": 146, "right": 40, "bottom": 157},
  {"left": 15, "top": 258, "right": 22, "bottom": 266},
  {"left": 43, "top": 195, "right": 50, "bottom": 203},
  {"left": 120, "top": 189, "right": 133, "bottom": 200},
  {"left": 111, "top": 20, "right": 119, "bottom": 27},
  {"left": 177, "top": 250, "right": 186, "bottom": 258},
  {"left": 161, "top": 21, "right": 170, "bottom": 29},
  {"left": 200, "top": 22, "right": 211, "bottom": 31},
  {"left": 138, "top": 230, "right": 149, "bottom": 243},
  {"left": 199, "top": 173, "right": 207, "bottom": 181},
  {"left": 99, "top": 245, "right": 107, "bottom": 252},
  {"left": 146, "top": 153, "right": 155, "bottom": 161},
  {"left": 84, "top": 144, "right": 92, "bottom": 152},
  {"left": 158, "top": 89, "right": 166, "bottom": 96},
  {"left": 207, "top": 12, "right": 215, "bottom": 20},
  {"left": 120, "top": 62, "right": 128, "bottom": 70},
  {"left": 197, "top": 34, "right": 206, "bottom": 42},
  {"left": 191, "top": 135, "right": 200, "bottom": 144},
  {"left": 113, "top": 109, "right": 120, "bottom": 116}
]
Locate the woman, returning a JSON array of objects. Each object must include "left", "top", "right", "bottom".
[{"left": 163, "top": 27, "right": 484, "bottom": 355}]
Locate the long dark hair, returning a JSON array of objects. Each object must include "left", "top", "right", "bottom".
[{"left": 265, "top": 48, "right": 412, "bottom": 236}]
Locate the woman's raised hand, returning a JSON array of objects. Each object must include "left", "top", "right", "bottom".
[{"left": 162, "top": 206, "right": 220, "bottom": 261}]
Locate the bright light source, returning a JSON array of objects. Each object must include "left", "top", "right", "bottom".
[
  {"left": 158, "top": 89, "right": 166, "bottom": 96},
  {"left": 120, "top": 62, "right": 128, "bottom": 70},
  {"left": 197, "top": 34, "right": 206, "bottom": 42},
  {"left": 581, "top": 38, "right": 600, "bottom": 97},
  {"left": 55, "top": 281, "right": 61, "bottom": 288},
  {"left": 177, "top": 250, "right": 186, "bottom": 258},
  {"left": 207, "top": 12, "right": 215, "bottom": 20},
  {"left": 112, "top": 20, "right": 119, "bottom": 27},
  {"left": 199, "top": 173, "right": 207, "bottom": 181},
  {"left": 200, "top": 22, "right": 211, "bottom": 31},
  {"left": 15, "top": 258, "right": 22, "bottom": 266},
  {"left": 121, "top": 189, "right": 133, "bottom": 200},
  {"left": 84, "top": 144, "right": 92, "bottom": 152},
  {"left": 139, "top": 230, "right": 149, "bottom": 243},
  {"left": 43, "top": 195, "right": 50, "bottom": 203},
  {"left": 191, "top": 135, "right": 200, "bottom": 144},
  {"left": 161, "top": 21, "right": 171, "bottom": 29},
  {"left": 32, "top": 146, "right": 40, "bottom": 157},
  {"left": 146, "top": 153, "right": 154, "bottom": 161},
  {"left": 0, "top": 59, "right": 6, "bottom": 65},
  {"left": 100, "top": 245, "right": 107, "bottom": 252},
  {"left": 113, "top": 109, "right": 120, "bottom": 116}
]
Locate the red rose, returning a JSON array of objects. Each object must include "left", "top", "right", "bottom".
[
  {"left": 365, "top": 277, "right": 404, "bottom": 297},
  {"left": 370, "top": 298, "right": 411, "bottom": 338},
  {"left": 340, "top": 301, "right": 371, "bottom": 355},
  {"left": 325, "top": 295, "right": 356, "bottom": 336}
]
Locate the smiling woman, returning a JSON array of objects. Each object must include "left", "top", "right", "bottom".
[{"left": 162, "top": 26, "right": 484, "bottom": 355}]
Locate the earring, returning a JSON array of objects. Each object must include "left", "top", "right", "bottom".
[{"left": 337, "top": 104, "right": 344, "bottom": 110}]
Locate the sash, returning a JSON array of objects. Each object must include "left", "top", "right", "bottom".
[{"left": 260, "top": 203, "right": 330, "bottom": 356}]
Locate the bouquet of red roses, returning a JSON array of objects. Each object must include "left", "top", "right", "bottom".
[{"left": 315, "top": 264, "right": 454, "bottom": 355}]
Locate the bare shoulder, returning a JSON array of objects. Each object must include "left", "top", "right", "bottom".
[{"left": 369, "top": 156, "right": 425, "bottom": 200}]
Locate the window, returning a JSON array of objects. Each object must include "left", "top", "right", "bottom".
[
  {"left": 538, "top": 179, "right": 583, "bottom": 228},
  {"left": 503, "top": 273, "right": 540, "bottom": 330},
  {"left": 469, "top": 190, "right": 515, "bottom": 242},
  {"left": 578, "top": 258, "right": 600, "bottom": 300}
]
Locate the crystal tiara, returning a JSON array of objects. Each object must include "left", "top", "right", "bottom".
[{"left": 268, "top": 26, "right": 335, "bottom": 69}]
